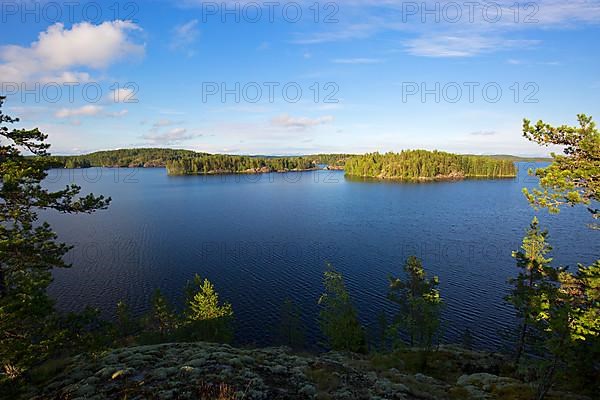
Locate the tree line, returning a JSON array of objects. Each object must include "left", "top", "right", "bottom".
[
  {"left": 305, "top": 154, "right": 355, "bottom": 167},
  {"left": 165, "top": 154, "right": 316, "bottom": 175},
  {"left": 54, "top": 148, "right": 200, "bottom": 168},
  {"left": 344, "top": 150, "right": 517, "bottom": 180},
  {"left": 55, "top": 150, "right": 354, "bottom": 172}
]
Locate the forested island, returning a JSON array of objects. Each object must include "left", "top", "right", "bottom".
[
  {"left": 344, "top": 150, "right": 517, "bottom": 180},
  {"left": 54, "top": 148, "right": 199, "bottom": 168},
  {"left": 165, "top": 154, "right": 319, "bottom": 175}
]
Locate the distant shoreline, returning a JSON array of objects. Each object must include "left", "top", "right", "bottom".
[{"left": 51, "top": 149, "right": 547, "bottom": 180}]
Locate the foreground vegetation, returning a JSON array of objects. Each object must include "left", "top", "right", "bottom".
[
  {"left": 1, "top": 97, "right": 598, "bottom": 399},
  {"left": 344, "top": 150, "right": 517, "bottom": 180}
]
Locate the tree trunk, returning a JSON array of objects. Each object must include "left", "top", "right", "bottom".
[
  {"left": 536, "top": 352, "right": 559, "bottom": 400},
  {"left": 515, "top": 320, "right": 528, "bottom": 366},
  {"left": 0, "top": 266, "right": 6, "bottom": 299},
  {"left": 536, "top": 329, "right": 568, "bottom": 400},
  {"left": 516, "top": 267, "right": 536, "bottom": 366}
]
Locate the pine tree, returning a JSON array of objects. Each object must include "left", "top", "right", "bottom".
[
  {"left": 534, "top": 262, "right": 600, "bottom": 399},
  {"left": 376, "top": 310, "right": 389, "bottom": 351},
  {"left": 318, "top": 263, "right": 367, "bottom": 353},
  {"left": 388, "top": 256, "right": 442, "bottom": 350},
  {"left": 522, "top": 114, "right": 600, "bottom": 228},
  {"left": 115, "top": 300, "right": 138, "bottom": 339},
  {"left": 185, "top": 275, "right": 233, "bottom": 321},
  {"left": 506, "top": 217, "right": 553, "bottom": 366},
  {"left": 276, "top": 298, "right": 305, "bottom": 349},
  {"left": 147, "top": 289, "right": 178, "bottom": 339},
  {"left": 519, "top": 115, "right": 600, "bottom": 398},
  {"left": 183, "top": 275, "right": 234, "bottom": 343},
  {"left": 0, "top": 96, "right": 110, "bottom": 381}
]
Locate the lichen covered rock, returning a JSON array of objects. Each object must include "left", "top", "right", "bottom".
[{"left": 27, "top": 343, "right": 590, "bottom": 400}]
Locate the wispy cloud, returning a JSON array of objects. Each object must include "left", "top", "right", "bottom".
[
  {"left": 170, "top": 20, "right": 199, "bottom": 56},
  {"left": 106, "top": 110, "right": 129, "bottom": 118},
  {"left": 152, "top": 119, "right": 181, "bottom": 129},
  {"left": 142, "top": 127, "right": 202, "bottom": 145},
  {"left": 404, "top": 36, "right": 540, "bottom": 57},
  {"left": 288, "top": 0, "right": 600, "bottom": 58},
  {"left": 55, "top": 105, "right": 128, "bottom": 119},
  {"left": 55, "top": 105, "right": 103, "bottom": 118},
  {"left": 271, "top": 114, "right": 334, "bottom": 131},
  {"left": 470, "top": 130, "right": 498, "bottom": 136},
  {"left": 257, "top": 41, "right": 270, "bottom": 50},
  {"left": 291, "top": 23, "right": 379, "bottom": 44}
]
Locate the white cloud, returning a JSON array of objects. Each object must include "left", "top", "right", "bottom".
[
  {"left": 55, "top": 105, "right": 128, "bottom": 118},
  {"left": 0, "top": 21, "right": 144, "bottom": 83},
  {"left": 110, "top": 87, "right": 138, "bottom": 103},
  {"left": 271, "top": 114, "right": 334, "bottom": 130},
  {"left": 39, "top": 71, "right": 92, "bottom": 84},
  {"left": 55, "top": 105, "right": 103, "bottom": 118}
]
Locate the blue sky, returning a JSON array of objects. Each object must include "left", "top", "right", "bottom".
[{"left": 1, "top": 0, "right": 599, "bottom": 156}]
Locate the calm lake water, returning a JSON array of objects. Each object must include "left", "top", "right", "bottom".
[{"left": 43, "top": 164, "right": 599, "bottom": 350}]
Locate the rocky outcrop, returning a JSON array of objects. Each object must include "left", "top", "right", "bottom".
[{"left": 28, "top": 343, "right": 589, "bottom": 400}]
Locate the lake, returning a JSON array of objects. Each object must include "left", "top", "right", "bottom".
[{"left": 42, "top": 164, "right": 599, "bottom": 350}]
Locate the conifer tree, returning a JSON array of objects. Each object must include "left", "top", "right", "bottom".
[
  {"left": 388, "top": 256, "right": 442, "bottom": 350},
  {"left": 519, "top": 114, "right": 600, "bottom": 399},
  {"left": 0, "top": 96, "right": 110, "bottom": 381},
  {"left": 277, "top": 298, "right": 305, "bottom": 349},
  {"left": 533, "top": 262, "right": 600, "bottom": 399},
  {"left": 183, "top": 275, "right": 234, "bottom": 343},
  {"left": 318, "top": 263, "right": 367, "bottom": 353},
  {"left": 115, "top": 300, "right": 138, "bottom": 339},
  {"left": 185, "top": 275, "right": 233, "bottom": 321},
  {"left": 507, "top": 217, "right": 553, "bottom": 366},
  {"left": 147, "top": 289, "right": 178, "bottom": 339},
  {"left": 522, "top": 114, "right": 600, "bottom": 228}
]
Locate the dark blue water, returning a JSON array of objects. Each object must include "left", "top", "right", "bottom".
[{"left": 42, "top": 164, "right": 599, "bottom": 350}]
